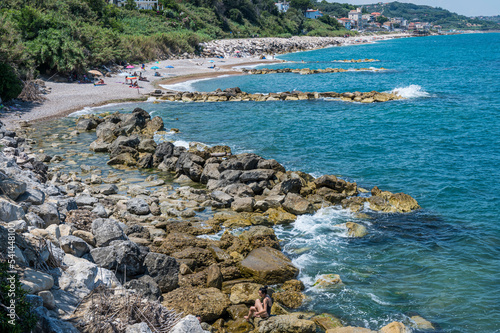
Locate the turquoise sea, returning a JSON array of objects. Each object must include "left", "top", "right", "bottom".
[{"left": 72, "top": 33, "right": 499, "bottom": 332}]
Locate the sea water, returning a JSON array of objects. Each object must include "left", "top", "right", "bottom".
[{"left": 80, "top": 33, "right": 500, "bottom": 332}]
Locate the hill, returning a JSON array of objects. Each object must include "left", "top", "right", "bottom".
[{"left": 361, "top": 1, "right": 499, "bottom": 30}]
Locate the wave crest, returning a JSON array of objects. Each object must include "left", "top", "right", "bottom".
[{"left": 391, "top": 85, "right": 431, "bottom": 98}]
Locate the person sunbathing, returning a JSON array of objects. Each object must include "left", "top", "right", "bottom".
[{"left": 244, "top": 286, "right": 272, "bottom": 321}]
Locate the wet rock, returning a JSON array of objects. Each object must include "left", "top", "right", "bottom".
[
  {"left": 125, "top": 322, "right": 153, "bottom": 333},
  {"left": 379, "top": 322, "right": 411, "bottom": 333},
  {"left": 313, "top": 274, "right": 342, "bottom": 288},
  {"left": 326, "top": 326, "right": 375, "bottom": 333},
  {"left": 239, "top": 247, "right": 299, "bottom": 284},
  {"left": 410, "top": 315, "right": 435, "bottom": 330},
  {"left": 345, "top": 222, "right": 367, "bottom": 238},
  {"left": 311, "top": 313, "right": 343, "bottom": 331},
  {"left": 163, "top": 287, "right": 230, "bottom": 322},
  {"left": 143, "top": 252, "right": 179, "bottom": 293}
]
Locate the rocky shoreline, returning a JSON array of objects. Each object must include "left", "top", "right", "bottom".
[
  {"left": 243, "top": 67, "right": 388, "bottom": 75},
  {"left": 0, "top": 108, "right": 435, "bottom": 333},
  {"left": 151, "top": 87, "right": 403, "bottom": 104}
]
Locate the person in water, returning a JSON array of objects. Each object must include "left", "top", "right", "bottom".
[{"left": 244, "top": 286, "right": 272, "bottom": 321}]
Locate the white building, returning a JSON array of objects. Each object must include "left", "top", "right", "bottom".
[
  {"left": 348, "top": 8, "right": 363, "bottom": 28},
  {"left": 109, "top": 0, "right": 159, "bottom": 10},
  {"left": 275, "top": 1, "right": 290, "bottom": 13}
]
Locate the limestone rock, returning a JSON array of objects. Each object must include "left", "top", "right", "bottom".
[
  {"left": 379, "top": 322, "right": 411, "bottom": 333},
  {"left": 38, "top": 290, "right": 56, "bottom": 310},
  {"left": 91, "top": 218, "right": 127, "bottom": 247},
  {"left": 124, "top": 275, "right": 162, "bottom": 302},
  {"left": 206, "top": 264, "right": 223, "bottom": 289},
  {"left": 312, "top": 313, "right": 343, "bottom": 331},
  {"left": 229, "top": 282, "right": 262, "bottom": 305},
  {"left": 60, "top": 235, "right": 90, "bottom": 257},
  {"left": 282, "top": 193, "right": 314, "bottom": 215},
  {"left": 90, "top": 240, "right": 145, "bottom": 276},
  {"left": 326, "top": 327, "right": 376, "bottom": 333},
  {"left": 127, "top": 198, "right": 150, "bottom": 215},
  {"left": 20, "top": 268, "right": 54, "bottom": 293},
  {"left": 162, "top": 287, "right": 230, "bottom": 322},
  {"left": 410, "top": 315, "right": 435, "bottom": 330},
  {"left": 314, "top": 274, "right": 342, "bottom": 288},
  {"left": 273, "top": 290, "right": 304, "bottom": 308},
  {"left": 345, "top": 222, "right": 368, "bottom": 238},
  {"left": 239, "top": 247, "right": 299, "bottom": 284},
  {"left": 231, "top": 197, "right": 255, "bottom": 212},
  {"left": 125, "top": 322, "right": 153, "bottom": 333},
  {"left": 256, "top": 314, "right": 316, "bottom": 333},
  {"left": 0, "top": 178, "right": 26, "bottom": 200}
]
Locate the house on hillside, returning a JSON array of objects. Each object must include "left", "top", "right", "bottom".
[
  {"left": 275, "top": 1, "right": 290, "bottom": 13},
  {"left": 348, "top": 8, "right": 363, "bottom": 28},
  {"left": 109, "top": 0, "right": 160, "bottom": 10},
  {"left": 371, "top": 12, "right": 382, "bottom": 18},
  {"left": 337, "top": 18, "right": 353, "bottom": 30},
  {"left": 305, "top": 9, "right": 323, "bottom": 19}
]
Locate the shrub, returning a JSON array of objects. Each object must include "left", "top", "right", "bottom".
[{"left": 0, "top": 63, "right": 23, "bottom": 102}]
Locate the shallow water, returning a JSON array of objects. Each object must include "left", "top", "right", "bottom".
[{"left": 67, "top": 33, "right": 499, "bottom": 332}]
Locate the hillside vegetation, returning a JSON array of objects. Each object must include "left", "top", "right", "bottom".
[{"left": 363, "top": 2, "right": 499, "bottom": 30}]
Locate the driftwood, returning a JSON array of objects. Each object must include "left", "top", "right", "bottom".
[
  {"left": 71, "top": 285, "right": 182, "bottom": 333},
  {"left": 17, "top": 80, "right": 47, "bottom": 102}
]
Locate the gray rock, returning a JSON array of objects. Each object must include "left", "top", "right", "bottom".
[
  {"left": 231, "top": 197, "right": 255, "bottom": 212},
  {"left": 125, "top": 322, "right": 153, "bottom": 333},
  {"left": 99, "top": 184, "right": 118, "bottom": 195},
  {"left": 76, "top": 118, "right": 98, "bottom": 131},
  {"left": 91, "top": 204, "right": 108, "bottom": 218},
  {"left": 219, "top": 170, "right": 242, "bottom": 182},
  {"left": 200, "top": 163, "right": 220, "bottom": 184},
  {"left": 90, "top": 241, "right": 145, "bottom": 276},
  {"left": 282, "top": 193, "right": 314, "bottom": 215},
  {"left": 171, "top": 314, "right": 210, "bottom": 333},
  {"left": 44, "top": 185, "right": 61, "bottom": 196},
  {"left": 38, "top": 290, "right": 56, "bottom": 310},
  {"left": 109, "top": 135, "right": 141, "bottom": 151},
  {"left": 26, "top": 294, "right": 44, "bottom": 309},
  {"left": 240, "top": 169, "right": 275, "bottom": 183},
  {"left": 25, "top": 212, "right": 45, "bottom": 228},
  {"left": 34, "top": 306, "right": 80, "bottom": 333},
  {"left": 29, "top": 202, "right": 60, "bottom": 226},
  {"left": 210, "top": 190, "right": 233, "bottom": 205},
  {"left": 0, "top": 198, "right": 25, "bottom": 222},
  {"left": 280, "top": 178, "right": 302, "bottom": 194},
  {"left": 75, "top": 194, "right": 99, "bottom": 207},
  {"left": 91, "top": 218, "right": 127, "bottom": 247},
  {"left": 0, "top": 178, "right": 26, "bottom": 200},
  {"left": 127, "top": 198, "right": 150, "bottom": 215},
  {"left": 153, "top": 142, "right": 174, "bottom": 166},
  {"left": 60, "top": 235, "right": 90, "bottom": 257},
  {"left": 20, "top": 268, "right": 54, "bottom": 293},
  {"left": 9, "top": 219, "right": 27, "bottom": 232},
  {"left": 17, "top": 188, "right": 45, "bottom": 205},
  {"left": 138, "top": 139, "right": 157, "bottom": 153},
  {"left": 223, "top": 183, "right": 254, "bottom": 198},
  {"left": 143, "top": 252, "right": 179, "bottom": 292},
  {"left": 124, "top": 275, "right": 162, "bottom": 301}
]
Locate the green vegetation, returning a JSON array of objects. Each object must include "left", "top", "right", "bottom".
[
  {"left": 363, "top": 2, "right": 499, "bottom": 30},
  {"left": 0, "top": 261, "right": 38, "bottom": 333},
  {"left": 0, "top": 0, "right": 348, "bottom": 100}
]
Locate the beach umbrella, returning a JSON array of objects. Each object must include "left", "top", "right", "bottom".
[
  {"left": 88, "top": 70, "right": 103, "bottom": 76},
  {"left": 126, "top": 65, "right": 135, "bottom": 69},
  {"left": 165, "top": 65, "right": 174, "bottom": 68},
  {"left": 151, "top": 66, "right": 160, "bottom": 69}
]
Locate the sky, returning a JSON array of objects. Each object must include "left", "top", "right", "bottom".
[{"left": 328, "top": 0, "right": 500, "bottom": 17}]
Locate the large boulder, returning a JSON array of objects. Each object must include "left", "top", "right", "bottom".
[
  {"left": 91, "top": 218, "right": 127, "bottom": 247},
  {"left": 127, "top": 198, "right": 150, "bottom": 215},
  {"left": 124, "top": 275, "right": 162, "bottom": 301},
  {"left": 239, "top": 247, "right": 299, "bottom": 284},
  {"left": 143, "top": 252, "right": 179, "bottom": 292},
  {"left": 60, "top": 235, "right": 90, "bottom": 257},
  {"left": 229, "top": 282, "right": 262, "bottom": 305},
  {"left": 0, "top": 199, "right": 25, "bottom": 222},
  {"left": 30, "top": 202, "right": 61, "bottom": 226},
  {"left": 282, "top": 193, "right": 314, "bottom": 215},
  {"left": 379, "top": 322, "right": 411, "bottom": 333},
  {"left": 273, "top": 290, "right": 304, "bottom": 309},
  {"left": 90, "top": 240, "right": 146, "bottom": 276},
  {"left": 369, "top": 187, "right": 420, "bottom": 213},
  {"left": 170, "top": 314, "right": 210, "bottom": 333},
  {"left": 0, "top": 178, "right": 26, "bottom": 200},
  {"left": 162, "top": 287, "right": 231, "bottom": 322},
  {"left": 20, "top": 268, "right": 54, "bottom": 293},
  {"left": 256, "top": 314, "right": 316, "bottom": 333},
  {"left": 326, "top": 327, "right": 376, "bottom": 333},
  {"left": 206, "top": 263, "right": 223, "bottom": 289}
]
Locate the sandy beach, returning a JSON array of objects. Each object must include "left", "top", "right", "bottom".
[{"left": 0, "top": 33, "right": 410, "bottom": 129}]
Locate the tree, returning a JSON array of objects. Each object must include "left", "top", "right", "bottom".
[
  {"left": 376, "top": 15, "right": 389, "bottom": 24},
  {"left": 0, "top": 63, "right": 23, "bottom": 102},
  {"left": 290, "top": 0, "right": 312, "bottom": 12},
  {"left": 125, "top": 0, "right": 137, "bottom": 10}
]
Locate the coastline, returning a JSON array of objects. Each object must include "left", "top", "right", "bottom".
[{"left": 0, "top": 33, "right": 411, "bottom": 129}]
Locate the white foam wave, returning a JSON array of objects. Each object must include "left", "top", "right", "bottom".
[
  {"left": 160, "top": 75, "right": 230, "bottom": 92},
  {"left": 68, "top": 102, "right": 129, "bottom": 117},
  {"left": 367, "top": 293, "right": 392, "bottom": 306},
  {"left": 173, "top": 140, "right": 189, "bottom": 148},
  {"left": 390, "top": 84, "right": 431, "bottom": 98}
]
